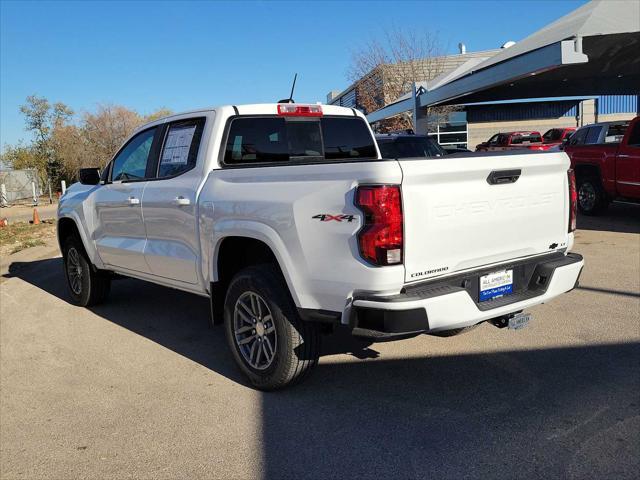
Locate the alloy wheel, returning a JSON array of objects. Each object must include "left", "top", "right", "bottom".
[
  {"left": 66, "top": 247, "right": 83, "bottom": 295},
  {"left": 578, "top": 182, "right": 596, "bottom": 212},
  {"left": 233, "top": 291, "right": 277, "bottom": 370}
]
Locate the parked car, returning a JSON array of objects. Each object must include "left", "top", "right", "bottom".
[
  {"left": 475, "top": 131, "right": 547, "bottom": 151},
  {"left": 542, "top": 127, "right": 576, "bottom": 148},
  {"left": 376, "top": 133, "right": 447, "bottom": 158},
  {"left": 57, "top": 103, "right": 584, "bottom": 390},
  {"left": 563, "top": 117, "right": 639, "bottom": 214}
]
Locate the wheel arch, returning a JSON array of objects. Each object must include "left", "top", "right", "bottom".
[
  {"left": 573, "top": 163, "right": 601, "bottom": 181},
  {"left": 208, "top": 226, "right": 307, "bottom": 324},
  {"left": 57, "top": 214, "right": 102, "bottom": 267}
]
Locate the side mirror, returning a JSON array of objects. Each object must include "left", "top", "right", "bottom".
[{"left": 79, "top": 168, "right": 101, "bottom": 185}]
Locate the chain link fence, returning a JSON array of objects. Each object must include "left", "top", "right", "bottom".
[{"left": 0, "top": 169, "right": 42, "bottom": 205}]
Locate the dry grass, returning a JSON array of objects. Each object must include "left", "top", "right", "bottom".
[{"left": 0, "top": 220, "right": 57, "bottom": 256}]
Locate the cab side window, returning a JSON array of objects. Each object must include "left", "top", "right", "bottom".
[
  {"left": 157, "top": 118, "right": 205, "bottom": 178},
  {"left": 111, "top": 128, "right": 157, "bottom": 182}
]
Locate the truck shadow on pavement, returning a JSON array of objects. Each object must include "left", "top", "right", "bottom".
[
  {"left": 4, "top": 258, "right": 640, "bottom": 479},
  {"left": 576, "top": 202, "right": 640, "bottom": 234},
  {"left": 3, "top": 257, "right": 378, "bottom": 385},
  {"left": 265, "top": 342, "right": 640, "bottom": 479}
]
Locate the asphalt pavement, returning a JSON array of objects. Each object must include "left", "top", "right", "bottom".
[{"left": 0, "top": 203, "right": 638, "bottom": 479}]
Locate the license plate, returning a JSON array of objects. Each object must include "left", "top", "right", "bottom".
[
  {"left": 508, "top": 312, "right": 531, "bottom": 330},
  {"left": 479, "top": 269, "right": 513, "bottom": 302}
]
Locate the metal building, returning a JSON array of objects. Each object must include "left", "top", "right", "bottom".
[{"left": 327, "top": 0, "right": 640, "bottom": 150}]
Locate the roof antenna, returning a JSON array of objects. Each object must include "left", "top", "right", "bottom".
[{"left": 278, "top": 73, "right": 297, "bottom": 103}]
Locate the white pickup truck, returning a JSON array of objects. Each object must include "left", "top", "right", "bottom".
[{"left": 58, "top": 103, "right": 584, "bottom": 389}]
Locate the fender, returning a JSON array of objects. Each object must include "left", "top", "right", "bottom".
[
  {"left": 57, "top": 211, "right": 105, "bottom": 269},
  {"left": 208, "top": 219, "right": 311, "bottom": 308}
]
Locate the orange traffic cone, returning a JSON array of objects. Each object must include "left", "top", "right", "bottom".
[{"left": 32, "top": 208, "right": 40, "bottom": 225}]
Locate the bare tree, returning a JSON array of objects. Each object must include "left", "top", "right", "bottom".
[{"left": 348, "top": 28, "right": 453, "bottom": 132}]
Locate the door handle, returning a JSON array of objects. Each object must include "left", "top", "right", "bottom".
[
  {"left": 127, "top": 196, "right": 140, "bottom": 205},
  {"left": 173, "top": 196, "right": 191, "bottom": 206}
]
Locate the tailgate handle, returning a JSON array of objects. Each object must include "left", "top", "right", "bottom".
[{"left": 487, "top": 169, "right": 521, "bottom": 185}]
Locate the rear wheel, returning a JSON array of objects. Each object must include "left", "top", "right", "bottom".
[
  {"left": 224, "top": 265, "right": 320, "bottom": 390},
  {"left": 62, "top": 235, "right": 111, "bottom": 306},
  {"left": 577, "top": 176, "right": 608, "bottom": 215}
]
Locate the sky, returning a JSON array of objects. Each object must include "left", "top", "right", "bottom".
[{"left": 1, "top": 0, "right": 587, "bottom": 147}]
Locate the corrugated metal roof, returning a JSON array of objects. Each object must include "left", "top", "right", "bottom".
[{"left": 454, "top": 0, "right": 639, "bottom": 79}]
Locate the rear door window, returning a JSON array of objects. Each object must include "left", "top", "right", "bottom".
[
  {"left": 157, "top": 118, "right": 206, "bottom": 178},
  {"left": 223, "top": 116, "right": 377, "bottom": 165},
  {"left": 585, "top": 126, "right": 603, "bottom": 144}
]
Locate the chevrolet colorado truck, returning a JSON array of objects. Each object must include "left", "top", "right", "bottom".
[
  {"left": 57, "top": 103, "right": 584, "bottom": 390},
  {"left": 564, "top": 116, "right": 640, "bottom": 214}
]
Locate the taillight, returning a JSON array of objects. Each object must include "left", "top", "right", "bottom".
[
  {"left": 568, "top": 169, "right": 577, "bottom": 232},
  {"left": 355, "top": 185, "right": 403, "bottom": 266},
  {"left": 277, "top": 104, "right": 323, "bottom": 117}
]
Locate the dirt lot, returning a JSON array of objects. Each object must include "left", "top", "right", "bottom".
[
  {"left": 0, "top": 220, "right": 56, "bottom": 257},
  {"left": 0, "top": 203, "right": 638, "bottom": 479}
]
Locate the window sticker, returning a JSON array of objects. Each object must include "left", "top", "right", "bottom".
[{"left": 161, "top": 125, "right": 196, "bottom": 165}]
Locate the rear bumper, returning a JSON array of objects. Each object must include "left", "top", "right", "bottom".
[{"left": 350, "top": 252, "right": 584, "bottom": 340}]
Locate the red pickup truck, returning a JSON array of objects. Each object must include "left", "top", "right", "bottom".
[
  {"left": 542, "top": 127, "right": 576, "bottom": 148},
  {"left": 564, "top": 117, "right": 640, "bottom": 214},
  {"left": 475, "top": 131, "right": 546, "bottom": 151}
]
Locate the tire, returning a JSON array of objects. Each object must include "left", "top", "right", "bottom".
[
  {"left": 224, "top": 265, "right": 320, "bottom": 390},
  {"left": 429, "top": 324, "right": 480, "bottom": 337},
  {"left": 577, "top": 176, "right": 608, "bottom": 215},
  {"left": 62, "top": 235, "right": 111, "bottom": 307}
]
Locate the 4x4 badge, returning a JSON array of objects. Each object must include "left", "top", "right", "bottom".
[{"left": 312, "top": 214, "right": 355, "bottom": 222}]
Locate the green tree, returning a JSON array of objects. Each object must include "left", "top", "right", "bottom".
[
  {"left": 19, "top": 95, "right": 73, "bottom": 185},
  {"left": 0, "top": 142, "right": 40, "bottom": 171}
]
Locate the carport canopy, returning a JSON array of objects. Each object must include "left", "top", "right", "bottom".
[{"left": 367, "top": 0, "right": 640, "bottom": 123}]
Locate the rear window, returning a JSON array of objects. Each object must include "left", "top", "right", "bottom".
[
  {"left": 378, "top": 137, "right": 446, "bottom": 159},
  {"left": 223, "top": 116, "right": 377, "bottom": 165},
  {"left": 510, "top": 133, "right": 542, "bottom": 144}
]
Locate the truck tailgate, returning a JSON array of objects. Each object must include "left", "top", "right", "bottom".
[{"left": 399, "top": 152, "right": 570, "bottom": 283}]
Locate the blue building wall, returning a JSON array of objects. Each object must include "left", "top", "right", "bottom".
[
  {"left": 597, "top": 95, "right": 639, "bottom": 114},
  {"left": 466, "top": 95, "right": 638, "bottom": 123},
  {"left": 466, "top": 101, "right": 579, "bottom": 122}
]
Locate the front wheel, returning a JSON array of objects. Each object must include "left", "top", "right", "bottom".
[
  {"left": 62, "top": 235, "right": 111, "bottom": 306},
  {"left": 224, "top": 265, "right": 320, "bottom": 390}
]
